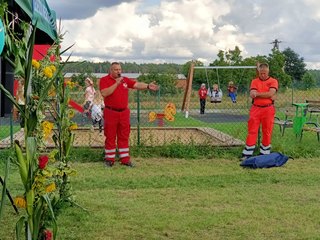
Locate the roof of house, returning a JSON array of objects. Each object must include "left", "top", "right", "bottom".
[{"left": 64, "top": 73, "right": 186, "bottom": 80}]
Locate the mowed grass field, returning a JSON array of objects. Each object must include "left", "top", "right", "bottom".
[{"left": 1, "top": 156, "right": 320, "bottom": 240}]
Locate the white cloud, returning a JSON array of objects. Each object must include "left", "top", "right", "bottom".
[{"left": 53, "top": 0, "right": 320, "bottom": 68}]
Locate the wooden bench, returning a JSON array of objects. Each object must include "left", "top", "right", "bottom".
[
  {"left": 306, "top": 100, "right": 320, "bottom": 122},
  {"left": 274, "top": 107, "right": 295, "bottom": 136},
  {"left": 301, "top": 122, "right": 320, "bottom": 142}
]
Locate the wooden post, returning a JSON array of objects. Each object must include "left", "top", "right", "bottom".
[{"left": 181, "top": 62, "right": 194, "bottom": 118}]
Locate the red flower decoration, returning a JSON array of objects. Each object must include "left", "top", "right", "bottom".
[
  {"left": 44, "top": 229, "right": 52, "bottom": 240},
  {"left": 38, "top": 155, "right": 49, "bottom": 169},
  {"left": 49, "top": 55, "right": 56, "bottom": 62}
]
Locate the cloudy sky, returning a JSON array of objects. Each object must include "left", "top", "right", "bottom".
[{"left": 47, "top": 0, "right": 320, "bottom": 69}]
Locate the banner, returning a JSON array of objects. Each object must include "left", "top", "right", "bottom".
[{"left": 14, "top": 0, "right": 57, "bottom": 41}]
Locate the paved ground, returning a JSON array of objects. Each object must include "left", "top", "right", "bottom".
[
  {"left": 1, "top": 110, "right": 247, "bottom": 148},
  {"left": 190, "top": 112, "right": 248, "bottom": 123}
]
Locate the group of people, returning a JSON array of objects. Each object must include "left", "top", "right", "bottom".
[
  {"left": 198, "top": 63, "right": 278, "bottom": 160},
  {"left": 83, "top": 77, "right": 104, "bottom": 133},
  {"left": 198, "top": 81, "right": 237, "bottom": 114},
  {"left": 82, "top": 61, "right": 277, "bottom": 167}
]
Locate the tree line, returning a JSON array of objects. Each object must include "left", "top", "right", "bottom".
[{"left": 64, "top": 47, "right": 320, "bottom": 95}]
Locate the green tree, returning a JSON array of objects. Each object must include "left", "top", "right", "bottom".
[
  {"left": 308, "top": 70, "right": 320, "bottom": 87},
  {"left": 181, "top": 60, "right": 206, "bottom": 88},
  {"left": 138, "top": 73, "right": 178, "bottom": 95},
  {"left": 209, "top": 47, "right": 254, "bottom": 93},
  {"left": 70, "top": 73, "right": 97, "bottom": 89},
  {"left": 301, "top": 72, "right": 316, "bottom": 90},
  {"left": 268, "top": 49, "right": 292, "bottom": 89},
  {"left": 282, "top": 47, "right": 307, "bottom": 82}
]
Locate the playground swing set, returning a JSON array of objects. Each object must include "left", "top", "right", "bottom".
[{"left": 181, "top": 62, "right": 257, "bottom": 118}]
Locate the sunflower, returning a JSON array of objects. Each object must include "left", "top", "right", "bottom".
[
  {"left": 42, "top": 121, "right": 54, "bottom": 139},
  {"left": 67, "top": 109, "right": 75, "bottom": 119},
  {"left": 14, "top": 196, "right": 27, "bottom": 208},
  {"left": 69, "top": 123, "right": 78, "bottom": 130},
  {"left": 43, "top": 66, "right": 53, "bottom": 78},
  {"left": 32, "top": 59, "right": 40, "bottom": 69},
  {"left": 45, "top": 183, "right": 56, "bottom": 193}
]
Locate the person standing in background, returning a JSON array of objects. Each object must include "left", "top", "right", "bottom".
[
  {"left": 241, "top": 63, "right": 278, "bottom": 160},
  {"left": 100, "top": 62, "right": 159, "bottom": 167},
  {"left": 90, "top": 90, "right": 104, "bottom": 134},
  {"left": 198, "top": 83, "right": 208, "bottom": 114},
  {"left": 83, "top": 77, "right": 96, "bottom": 117},
  {"left": 16, "top": 78, "right": 25, "bottom": 128}
]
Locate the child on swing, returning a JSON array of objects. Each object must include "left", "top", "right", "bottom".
[
  {"left": 227, "top": 81, "right": 237, "bottom": 103},
  {"left": 210, "top": 83, "right": 222, "bottom": 103}
]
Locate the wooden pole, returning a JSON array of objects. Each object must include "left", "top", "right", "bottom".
[{"left": 181, "top": 62, "right": 194, "bottom": 118}]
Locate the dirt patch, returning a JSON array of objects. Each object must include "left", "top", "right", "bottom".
[{"left": 130, "top": 127, "right": 243, "bottom": 147}]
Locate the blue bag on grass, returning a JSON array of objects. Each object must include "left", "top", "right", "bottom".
[{"left": 240, "top": 152, "right": 292, "bottom": 169}]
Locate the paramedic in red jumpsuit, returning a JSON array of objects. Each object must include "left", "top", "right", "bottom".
[
  {"left": 100, "top": 62, "right": 158, "bottom": 167},
  {"left": 241, "top": 63, "right": 278, "bottom": 159}
]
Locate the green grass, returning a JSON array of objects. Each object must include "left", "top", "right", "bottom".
[
  {"left": 1, "top": 157, "right": 320, "bottom": 239},
  {"left": 0, "top": 126, "right": 21, "bottom": 139}
]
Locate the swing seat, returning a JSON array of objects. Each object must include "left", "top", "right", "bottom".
[
  {"left": 209, "top": 90, "right": 223, "bottom": 103},
  {"left": 210, "top": 98, "right": 222, "bottom": 103}
]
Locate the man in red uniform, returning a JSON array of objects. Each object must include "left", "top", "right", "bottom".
[
  {"left": 198, "top": 83, "right": 208, "bottom": 114},
  {"left": 100, "top": 62, "right": 158, "bottom": 167},
  {"left": 241, "top": 63, "right": 278, "bottom": 159}
]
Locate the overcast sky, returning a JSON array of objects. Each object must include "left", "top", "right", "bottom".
[{"left": 47, "top": 0, "right": 320, "bottom": 69}]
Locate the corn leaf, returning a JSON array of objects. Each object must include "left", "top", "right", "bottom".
[
  {"left": 15, "top": 216, "right": 27, "bottom": 240},
  {"left": 32, "top": 198, "right": 44, "bottom": 240},
  {"left": 0, "top": 157, "right": 11, "bottom": 219},
  {"left": 43, "top": 194, "right": 57, "bottom": 240}
]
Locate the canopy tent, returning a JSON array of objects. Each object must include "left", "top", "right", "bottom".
[
  {"left": 0, "top": 0, "right": 58, "bottom": 116},
  {"left": 32, "top": 44, "right": 51, "bottom": 60},
  {"left": 13, "top": 0, "right": 58, "bottom": 43}
]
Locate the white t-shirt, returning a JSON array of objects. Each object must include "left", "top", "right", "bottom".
[{"left": 91, "top": 104, "right": 102, "bottom": 121}]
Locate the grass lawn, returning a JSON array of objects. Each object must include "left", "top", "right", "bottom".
[
  {"left": 1, "top": 157, "right": 320, "bottom": 239},
  {"left": 0, "top": 126, "right": 21, "bottom": 139}
]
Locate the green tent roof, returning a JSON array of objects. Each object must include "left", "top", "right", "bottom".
[{"left": 15, "top": 0, "right": 57, "bottom": 41}]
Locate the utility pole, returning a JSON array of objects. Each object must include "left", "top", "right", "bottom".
[{"left": 270, "top": 39, "right": 282, "bottom": 50}]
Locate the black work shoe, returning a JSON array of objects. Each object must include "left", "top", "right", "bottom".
[
  {"left": 121, "top": 162, "right": 135, "bottom": 168},
  {"left": 105, "top": 161, "right": 114, "bottom": 167}
]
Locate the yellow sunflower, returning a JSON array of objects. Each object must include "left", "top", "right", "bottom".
[
  {"left": 69, "top": 123, "right": 78, "bottom": 130},
  {"left": 42, "top": 121, "right": 54, "bottom": 139},
  {"left": 32, "top": 59, "right": 40, "bottom": 69},
  {"left": 43, "top": 66, "right": 53, "bottom": 78},
  {"left": 45, "top": 183, "right": 56, "bottom": 193},
  {"left": 14, "top": 196, "right": 27, "bottom": 208}
]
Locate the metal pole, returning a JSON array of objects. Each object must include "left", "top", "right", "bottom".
[
  {"left": 157, "top": 85, "right": 161, "bottom": 110},
  {"left": 291, "top": 79, "right": 294, "bottom": 104},
  {"left": 194, "top": 66, "right": 257, "bottom": 69},
  {"left": 10, "top": 111, "right": 13, "bottom": 147},
  {"left": 0, "top": 176, "right": 19, "bottom": 214},
  {"left": 136, "top": 90, "right": 140, "bottom": 146}
]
